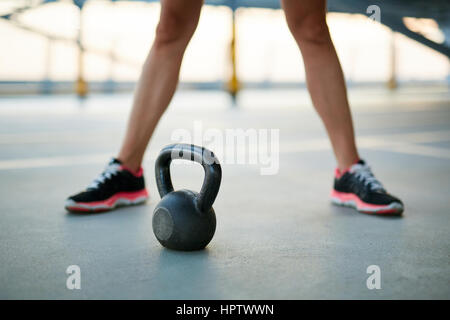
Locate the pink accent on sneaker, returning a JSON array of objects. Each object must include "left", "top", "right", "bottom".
[
  {"left": 330, "top": 190, "right": 403, "bottom": 215},
  {"left": 66, "top": 189, "right": 149, "bottom": 213},
  {"left": 119, "top": 165, "right": 144, "bottom": 177}
]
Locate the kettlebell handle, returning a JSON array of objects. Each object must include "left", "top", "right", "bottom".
[{"left": 155, "top": 144, "right": 222, "bottom": 213}]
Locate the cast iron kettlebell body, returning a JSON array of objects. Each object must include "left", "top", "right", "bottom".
[{"left": 152, "top": 144, "right": 222, "bottom": 251}]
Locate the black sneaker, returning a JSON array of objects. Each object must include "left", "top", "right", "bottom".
[
  {"left": 65, "top": 158, "right": 149, "bottom": 213},
  {"left": 331, "top": 160, "right": 403, "bottom": 216}
]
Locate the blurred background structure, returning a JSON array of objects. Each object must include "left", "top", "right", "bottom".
[{"left": 0, "top": 0, "right": 449, "bottom": 96}]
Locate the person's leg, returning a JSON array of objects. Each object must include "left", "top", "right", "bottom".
[
  {"left": 118, "top": 0, "right": 204, "bottom": 172},
  {"left": 65, "top": 0, "right": 203, "bottom": 212},
  {"left": 281, "top": 0, "right": 358, "bottom": 170},
  {"left": 280, "top": 0, "right": 403, "bottom": 215}
]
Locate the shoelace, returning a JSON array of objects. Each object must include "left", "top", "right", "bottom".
[
  {"left": 350, "top": 164, "right": 385, "bottom": 191},
  {"left": 87, "top": 162, "right": 121, "bottom": 190}
]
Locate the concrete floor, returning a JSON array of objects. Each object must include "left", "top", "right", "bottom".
[{"left": 0, "top": 87, "right": 449, "bottom": 299}]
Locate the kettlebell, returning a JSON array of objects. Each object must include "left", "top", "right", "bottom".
[{"left": 152, "top": 144, "right": 222, "bottom": 251}]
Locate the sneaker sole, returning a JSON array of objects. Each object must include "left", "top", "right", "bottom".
[
  {"left": 65, "top": 189, "right": 149, "bottom": 213},
  {"left": 330, "top": 190, "right": 403, "bottom": 216}
]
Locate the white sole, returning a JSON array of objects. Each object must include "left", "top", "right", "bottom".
[
  {"left": 65, "top": 195, "right": 148, "bottom": 212},
  {"left": 331, "top": 197, "right": 403, "bottom": 215}
]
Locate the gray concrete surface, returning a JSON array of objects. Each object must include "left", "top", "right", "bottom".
[{"left": 0, "top": 87, "right": 449, "bottom": 299}]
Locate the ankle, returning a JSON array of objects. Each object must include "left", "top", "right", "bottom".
[
  {"left": 336, "top": 157, "right": 360, "bottom": 174},
  {"left": 116, "top": 156, "right": 141, "bottom": 173}
]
